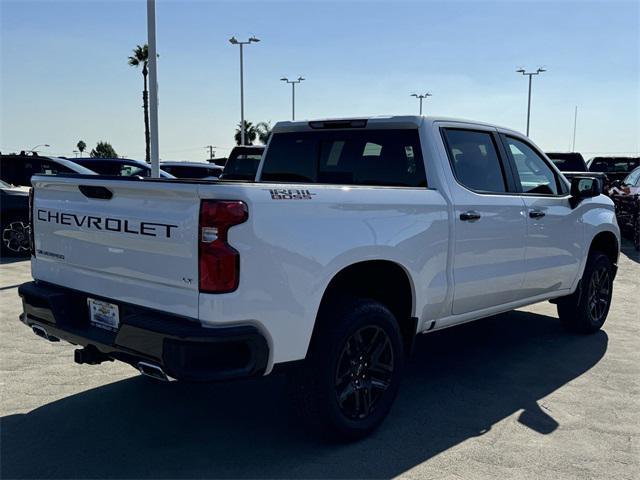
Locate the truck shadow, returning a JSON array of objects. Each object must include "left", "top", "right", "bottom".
[
  {"left": 619, "top": 237, "right": 639, "bottom": 264},
  {"left": 1, "top": 310, "right": 607, "bottom": 479}
]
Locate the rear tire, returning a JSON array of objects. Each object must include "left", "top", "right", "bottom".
[
  {"left": 289, "top": 297, "right": 404, "bottom": 441},
  {"left": 557, "top": 251, "right": 614, "bottom": 333}
]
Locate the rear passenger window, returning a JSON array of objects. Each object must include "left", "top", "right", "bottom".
[
  {"left": 442, "top": 129, "right": 507, "bottom": 193},
  {"left": 261, "top": 130, "right": 427, "bottom": 187}
]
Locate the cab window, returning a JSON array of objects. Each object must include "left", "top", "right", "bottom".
[
  {"left": 505, "top": 137, "right": 561, "bottom": 195},
  {"left": 442, "top": 129, "right": 507, "bottom": 193}
]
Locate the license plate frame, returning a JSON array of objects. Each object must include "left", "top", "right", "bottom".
[{"left": 87, "top": 298, "right": 120, "bottom": 332}]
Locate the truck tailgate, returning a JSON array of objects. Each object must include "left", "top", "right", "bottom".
[{"left": 31, "top": 176, "right": 200, "bottom": 318}]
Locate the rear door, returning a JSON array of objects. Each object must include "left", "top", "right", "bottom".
[
  {"left": 31, "top": 176, "right": 201, "bottom": 318},
  {"left": 500, "top": 134, "right": 582, "bottom": 295},
  {"left": 440, "top": 126, "right": 528, "bottom": 315}
]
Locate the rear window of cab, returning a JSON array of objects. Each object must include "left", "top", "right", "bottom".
[{"left": 260, "top": 129, "right": 427, "bottom": 188}]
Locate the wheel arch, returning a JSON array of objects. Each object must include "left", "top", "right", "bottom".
[
  {"left": 309, "top": 260, "right": 417, "bottom": 357},
  {"left": 589, "top": 230, "right": 619, "bottom": 266}
]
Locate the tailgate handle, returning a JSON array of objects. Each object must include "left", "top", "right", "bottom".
[{"left": 79, "top": 185, "right": 113, "bottom": 200}]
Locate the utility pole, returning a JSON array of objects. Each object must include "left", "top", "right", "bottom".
[
  {"left": 280, "top": 76, "right": 305, "bottom": 120},
  {"left": 572, "top": 106, "right": 578, "bottom": 152},
  {"left": 205, "top": 145, "right": 216, "bottom": 160},
  {"left": 410, "top": 93, "right": 432, "bottom": 115},
  {"left": 516, "top": 67, "right": 546, "bottom": 136},
  {"left": 147, "top": 0, "right": 160, "bottom": 177},
  {"left": 229, "top": 36, "right": 260, "bottom": 145}
]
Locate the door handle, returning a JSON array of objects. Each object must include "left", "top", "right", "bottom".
[
  {"left": 460, "top": 211, "right": 481, "bottom": 221},
  {"left": 529, "top": 210, "right": 546, "bottom": 219}
]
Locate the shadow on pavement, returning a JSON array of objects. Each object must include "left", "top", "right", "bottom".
[
  {"left": 0, "top": 255, "right": 29, "bottom": 265},
  {"left": 619, "top": 237, "right": 639, "bottom": 264},
  {"left": 1, "top": 310, "right": 607, "bottom": 479}
]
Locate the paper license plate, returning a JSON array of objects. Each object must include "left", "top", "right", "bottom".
[{"left": 88, "top": 298, "right": 120, "bottom": 331}]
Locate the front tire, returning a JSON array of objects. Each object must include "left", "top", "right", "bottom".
[
  {"left": 557, "top": 251, "right": 614, "bottom": 333},
  {"left": 289, "top": 298, "right": 404, "bottom": 440}
]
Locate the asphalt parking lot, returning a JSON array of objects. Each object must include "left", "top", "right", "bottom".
[{"left": 1, "top": 241, "right": 638, "bottom": 480}]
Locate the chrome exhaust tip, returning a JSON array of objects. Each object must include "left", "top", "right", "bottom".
[
  {"left": 137, "top": 361, "right": 175, "bottom": 382},
  {"left": 32, "top": 324, "right": 59, "bottom": 342}
]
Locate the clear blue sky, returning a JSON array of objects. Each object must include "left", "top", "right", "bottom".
[{"left": 1, "top": 0, "right": 638, "bottom": 161}]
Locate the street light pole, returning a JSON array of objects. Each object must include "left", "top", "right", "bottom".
[
  {"left": 147, "top": 0, "right": 160, "bottom": 177},
  {"left": 280, "top": 76, "right": 305, "bottom": 120},
  {"left": 516, "top": 67, "right": 546, "bottom": 136},
  {"left": 29, "top": 143, "right": 50, "bottom": 153},
  {"left": 572, "top": 106, "right": 578, "bottom": 152},
  {"left": 229, "top": 36, "right": 260, "bottom": 145},
  {"left": 410, "top": 93, "right": 432, "bottom": 115}
]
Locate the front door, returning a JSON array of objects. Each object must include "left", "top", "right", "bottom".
[{"left": 501, "top": 135, "right": 582, "bottom": 295}]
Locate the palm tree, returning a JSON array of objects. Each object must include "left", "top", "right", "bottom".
[
  {"left": 234, "top": 120, "right": 257, "bottom": 145},
  {"left": 76, "top": 140, "right": 86, "bottom": 157},
  {"left": 256, "top": 121, "right": 272, "bottom": 145},
  {"left": 128, "top": 44, "right": 152, "bottom": 163}
]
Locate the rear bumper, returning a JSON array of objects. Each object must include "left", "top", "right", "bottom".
[{"left": 18, "top": 281, "right": 269, "bottom": 382}]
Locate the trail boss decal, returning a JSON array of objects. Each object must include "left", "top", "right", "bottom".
[
  {"left": 267, "top": 189, "right": 316, "bottom": 200},
  {"left": 36, "top": 209, "right": 178, "bottom": 238}
]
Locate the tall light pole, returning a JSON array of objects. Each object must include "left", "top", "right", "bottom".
[
  {"left": 280, "top": 76, "right": 305, "bottom": 120},
  {"left": 410, "top": 93, "right": 432, "bottom": 115},
  {"left": 147, "top": 0, "right": 160, "bottom": 177},
  {"left": 29, "top": 143, "right": 50, "bottom": 153},
  {"left": 572, "top": 105, "right": 578, "bottom": 151},
  {"left": 516, "top": 67, "right": 546, "bottom": 136},
  {"left": 229, "top": 35, "right": 260, "bottom": 145}
]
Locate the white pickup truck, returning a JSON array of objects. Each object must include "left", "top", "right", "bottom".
[{"left": 19, "top": 116, "right": 619, "bottom": 439}]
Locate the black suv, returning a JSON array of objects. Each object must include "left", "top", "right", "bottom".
[{"left": 0, "top": 153, "right": 94, "bottom": 187}]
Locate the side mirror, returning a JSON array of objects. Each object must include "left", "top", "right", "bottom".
[{"left": 570, "top": 176, "right": 601, "bottom": 208}]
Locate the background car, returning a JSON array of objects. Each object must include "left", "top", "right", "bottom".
[
  {"left": 546, "top": 152, "right": 588, "bottom": 172},
  {"left": 587, "top": 156, "right": 640, "bottom": 183},
  {"left": 546, "top": 151, "right": 606, "bottom": 189},
  {"left": 220, "top": 146, "right": 265, "bottom": 180},
  {"left": 1, "top": 179, "right": 30, "bottom": 257},
  {"left": 608, "top": 166, "right": 640, "bottom": 250},
  {"left": 73, "top": 158, "right": 175, "bottom": 178},
  {"left": 160, "top": 161, "right": 223, "bottom": 179},
  {"left": 0, "top": 153, "right": 96, "bottom": 187},
  {"left": 209, "top": 157, "right": 228, "bottom": 167}
]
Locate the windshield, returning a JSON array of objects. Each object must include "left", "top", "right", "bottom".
[
  {"left": 589, "top": 158, "right": 640, "bottom": 173},
  {"left": 222, "top": 153, "right": 263, "bottom": 180},
  {"left": 547, "top": 154, "right": 586, "bottom": 172},
  {"left": 163, "top": 165, "right": 221, "bottom": 178}
]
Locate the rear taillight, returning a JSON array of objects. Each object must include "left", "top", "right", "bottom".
[
  {"left": 199, "top": 200, "right": 248, "bottom": 293},
  {"left": 28, "top": 187, "right": 35, "bottom": 256}
]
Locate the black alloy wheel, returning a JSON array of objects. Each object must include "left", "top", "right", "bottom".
[
  {"left": 586, "top": 265, "right": 612, "bottom": 324},
  {"left": 334, "top": 325, "right": 394, "bottom": 420}
]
